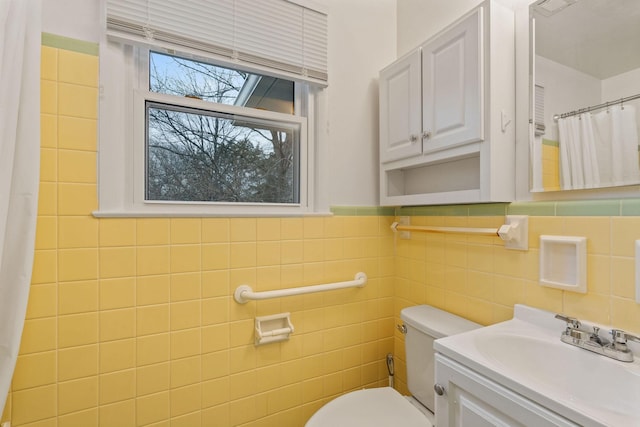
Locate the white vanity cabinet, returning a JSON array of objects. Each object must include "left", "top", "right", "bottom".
[
  {"left": 379, "top": 0, "right": 515, "bottom": 206},
  {"left": 435, "top": 354, "right": 578, "bottom": 427}
]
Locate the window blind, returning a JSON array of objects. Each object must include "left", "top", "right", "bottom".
[
  {"left": 105, "top": 0, "right": 328, "bottom": 84},
  {"left": 534, "top": 83, "right": 545, "bottom": 135}
]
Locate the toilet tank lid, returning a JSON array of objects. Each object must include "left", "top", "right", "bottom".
[{"left": 400, "top": 305, "right": 481, "bottom": 339}]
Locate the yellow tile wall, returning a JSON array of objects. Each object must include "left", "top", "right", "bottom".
[
  {"left": 1, "top": 40, "right": 395, "bottom": 427},
  {"left": 542, "top": 143, "right": 560, "bottom": 191},
  {"left": 392, "top": 213, "right": 640, "bottom": 395}
]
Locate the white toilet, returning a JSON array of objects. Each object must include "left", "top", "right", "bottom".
[{"left": 305, "top": 305, "right": 481, "bottom": 426}]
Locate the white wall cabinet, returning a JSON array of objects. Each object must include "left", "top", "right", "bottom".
[
  {"left": 435, "top": 354, "right": 578, "bottom": 427},
  {"left": 379, "top": 0, "right": 515, "bottom": 206}
]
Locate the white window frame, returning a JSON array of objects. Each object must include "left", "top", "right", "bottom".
[{"left": 96, "top": 41, "right": 322, "bottom": 217}]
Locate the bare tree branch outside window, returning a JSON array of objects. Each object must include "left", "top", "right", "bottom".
[{"left": 146, "top": 52, "right": 299, "bottom": 204}]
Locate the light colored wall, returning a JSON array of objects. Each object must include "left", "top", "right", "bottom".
[
  {"left": 325, "top": 0, "right": 396, "bottom": 206},
  {"left": 397, "top": 0, "right": 532, "bottom": 58},
  {"left": 602, "top": 68, "right": 640, "bottom": 133},
  {"left": 396, "top": 0, "right": 483, "bottom": 57},
  {"left": 602, "top": 67, "right": 640, "bottom": 100},
  {"left": 42, "top": 0, "right": 100, "bottom": 43},
  {"left": 535, "top": 58, "right": 640, "bottom": 144},
  {"left": 536, "top": 55, "right": 601, "bottom": 142}
]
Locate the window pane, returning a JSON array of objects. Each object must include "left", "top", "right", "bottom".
[
  {"left": 149, "top": 51, "right": 295, "bottom": 114},
  {"left": 146, "top": 102, "right": 300, "bottom": 204}
]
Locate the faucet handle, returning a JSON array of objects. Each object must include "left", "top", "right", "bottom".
[
  {"left": 589, "top": 326, "right": 604, "bottom": 345},
  {"left": 555, "top": 314, "right": 581, "bottom": 329},
  {"left": 611, "top": 329, "right": 640, "bottom": 344}
]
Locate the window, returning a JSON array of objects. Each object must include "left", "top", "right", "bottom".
[
  {"left": 97, "top": 0, "right": 327, "bottom": 217},
  {"left": 145, "top": 52, "right": 301, "bottom": 205}
]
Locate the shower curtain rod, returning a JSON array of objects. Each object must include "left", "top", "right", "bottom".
[{"left": 553, "top": 92, "right": 640, "bottom": 122}]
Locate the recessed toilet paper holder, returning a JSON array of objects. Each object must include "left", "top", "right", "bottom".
[{"left": 255, "top": 312, "right": 294, "bottom": 346}]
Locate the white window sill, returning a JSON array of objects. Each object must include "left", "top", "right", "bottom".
[{"left": 92, "top": 208, "right": 334, "bottom": 218}]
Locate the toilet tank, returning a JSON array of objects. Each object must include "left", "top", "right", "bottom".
[{"left": 400, "top": 305, "right": 480, "bottom": 412}]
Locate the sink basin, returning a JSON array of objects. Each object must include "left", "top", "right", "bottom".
[
  {"left": 434, "top": 305, "right": 640, "bottom": 427},
  {"left": 475, "top": 333, "right": 640, "bottom": 419}
]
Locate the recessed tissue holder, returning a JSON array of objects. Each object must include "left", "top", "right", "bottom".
[
  {"left": 255, "top": 313, "right": 294, "bottom": 346},
  {"left": 540, "top": 235, "right": 587, "bottom": 293}
]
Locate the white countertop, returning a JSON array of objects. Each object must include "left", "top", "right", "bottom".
[{"left": 434, "top": 304, "right": 640, "bottom": 427}]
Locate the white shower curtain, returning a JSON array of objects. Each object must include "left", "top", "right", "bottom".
[
  {"left": 593, "top": 105, "right": 640, "bottom": 187},
  {"left": 557, "top": 117, "right": 573, "bottom": 189},
  {"left": 610, "top": 105, "right": 640, "bottom": 185},
  {"left": 0, "top": 0, "right": 41, "bottom": 414},
  {"left": 593, "top": 109, "right": 614, "bottom": 187},
  {"left": 558, "top": 106, "right": 639, "bottom": 190},
  {"left": 579, "top": 112, "right": 600, "bottom": 188},
  {"left": 558, "top": 115, "right": 591, "bottom": 189}
]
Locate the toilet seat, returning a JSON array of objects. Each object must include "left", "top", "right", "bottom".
[{"left": 305, "top": 387, "right": 430, "bottom": 427}]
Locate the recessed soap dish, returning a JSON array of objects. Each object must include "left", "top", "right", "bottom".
[{"left": 539, "top": 235, "right": 587, "bottom": 293}]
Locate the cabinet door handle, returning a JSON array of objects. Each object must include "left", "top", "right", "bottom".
[
  {"left": 422, "top": 130, "right": 432, "bottom": 140},
  {"left": 409, "top": 134, "right": 419, "bottom": 143},
  {"left": 434, "top": 383, "right": 446, "bottom": 396}
]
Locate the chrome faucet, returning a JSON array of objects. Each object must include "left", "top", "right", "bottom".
[{"left": 555, "top": 314, "right": 638, "bottom": 362}]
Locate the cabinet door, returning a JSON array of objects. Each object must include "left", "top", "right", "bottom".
[
  {"left": 435, "top": 355, "right": 579, "bottom": 427},
  {"left": 422, "top": 7, "right": 483, "bottom": 154},
  {"left": 379, "top": 49, "right": 422, "bottom": 163}
]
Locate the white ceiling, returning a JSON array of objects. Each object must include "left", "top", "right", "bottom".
[{"left": 533, "top": 0, "right": 640, "bottom": 80}]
